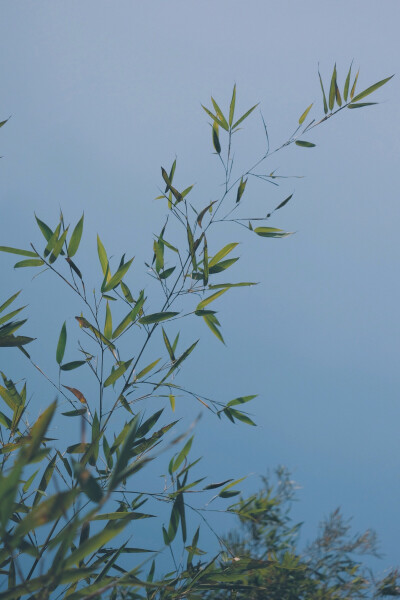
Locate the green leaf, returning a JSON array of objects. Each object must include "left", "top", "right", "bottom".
[
  {"left": 0, "top": 291, "right": 21, "bottom": 315},
  {"left": 227, "top": 395, "right": 257, "bottom": 407},
  {"left": 135, "top": 358, "right": 161, "bottom": 381},
  {"left": 112, "top": 291, "right": 145, "bottom": 338},
  {"left": 209, "top": 257, "right": 238, "bottom": 274},
  {"left": 0, "top": 306, "right": 26, "bottom": 327},
  {"left": 14, "top": 490, "right": 78, "bottom": 539},
  {"left": 318, "top": 68, "right": 328, "bottom": 114},
  {"left": 347, "top": 102, "right": 378, "bottom": 109},
  {"left": 254, "top": 227, "right": 291, "bottom": 238},
  {"left": 352, "top": 74, "right": 393, "bottom": 103},
  {"left": 343, "top": 62, "right": 352, "bottom": 102},
  {"left": 139, "top": 311, "right": 178, "bottom": 325},
  {"left": 49, "top": 227, "right": 69, "bottom": 263},
  {"left": 162, "top": 327, "right": 175, "bottom": 361},
  {"left": 298, "top": 103, "right": 313, "bottom": 125},
  {"left": 203, "top": 314, "right": 224, "bottom": 344},
  {"left": 236, "top": 177, "right": 247, "bottom": 203},
  {"left": 68, "top": 213, "right": 84, "bottom": 257},
  {"left": 209, "top": 243, "right": 238, "bottom": 268},
  {"left": 14, "top": 259, "right": 44, "bottom": 268},
  {"left": 60, "top": 360, "right": 86, "bottom": 371},
  {"left": 329, "top": 63, "right": 337, "bottom": 111},
  {"left": 102, "top": 257, "right": 134, "bottom": 293},
  {"left": 56, "top": 321, "right": 67, "bottom": 365},
  {"left": 75, "top": 316, "right": 116, "bottom": 349},
  {"left": 33, "top": 454, "right": 56, "bottom": 506},
  {"left": 159, "top": 266, "right": 175, "bottom": 279},
  {"left": 350, "top": 69, "right": 359, "bottom": 100},
  {"left": 295, "top": 140, "right": 316, "bottom": 148},
  {"left": 229, "top": 408, "right": 256, "bottom": 426},
  {"left": 232, "top": 103, "right": 258, "bottom": 129},
  {"left": 104, "top": 301, "right": 112, "bottom": 339},
  {"left": 187, "top": 222, "right": 197, "bottom": 270},
  {"left": 61, "top": 408, "right": 87, "bottom": 417},
  {"left": 211, "top": 97, "right": 229, "bottom": 130},
  {"left": 203, "top": 236, "right": 209, "bottom": 286},
  {"left": 104, "top": 359, "right": 133, "bottom": 388},
  {"left": 201, "top": 104, "right": 228, "bottom": 131},
  {"left": 0, "top": 335, "right": 35, "bottom": 347},
  {"left": 97, "top": 234, "right": 109, "bottom": 276},
  {"left": 22, "top": 469, "right": 38, "bottom": 494},
  {"left": 120, "top": 281, "right": 134, "bottom": 302},
  {"left": 35, "top": 215, "right": 53, "bottom": 242},
  {"left": 229, "top": 84, "right": 236, "bottom": 126},
  {"left": 159, "top": 340, "right": 198, "bottom": 385},
  {"left": 169, "top": 394, "right": 175, "bottom": 412},
  {"left": 172, "top": 436, "right": 194, "bottom": 472},
  {"left": 108, "top": 414, "right": 140, "bottom": 490},
  {"left": 197, "top": 288, "right": 228, "bottom": 310},
  {"left": 0, "top": 246, "right": 37, "bottom": 257},
  {"left": 212, "top": 122, "right": 221, "bottom": 154},
  {"left": 197, "top": 201, "right": 216, "bottom": 228}
]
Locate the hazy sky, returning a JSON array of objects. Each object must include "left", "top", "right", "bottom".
[{"left": 1, "top": 1, "right": 399, "bottom": 573}]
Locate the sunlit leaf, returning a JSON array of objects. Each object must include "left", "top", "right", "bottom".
[
  {"left": 298, "top": 103, "right": 313, "bottom": 125},
  {"left": 104, "top": 359, "right": 133, "bottom": 388},
  {"left": 104, "top": 301, "right": 112, "bottom": 339},
  {"left": 318, "top": 68, "right": 328, "bottom": 114},
  {"left": 135, "top": 358, "right": 161, "bottom": 381},
  {"left": 197, "top": 288, "right": 228, "bottom": 310},
  {"left": 97, "top": 234, "right": 109, "bottom": 277},
  {"left": 352, "top": 74, "right": 393, "bottom": 103},
  {"left": 102, "top": 257, "right": 134, "bottom": 293},
  {"left": 203, "top": 314, "right": 225, "bottom": 344},
  {"left": 350, "top": 69, "right": 359, "bottom": 100},
  {"left": 0, "top": 246, "right": 37, "bottom": 257},
  {"left": 14, "top": 259, "right": 44, "bottom": 268},
  {"left": 343, "top": 62, "right": 352, "bottom": 101},
  {"left": 67, "top": 213, "right": 84, "bottom": 257},
  {"left": 209, "top": 243, "right": 238, "bottom": 268},
  {"left": 236, "top": 177, "right": 247, "bottom": 203},
  {"left": 0, "top": 291, "right": 21, "bottom": 315}
]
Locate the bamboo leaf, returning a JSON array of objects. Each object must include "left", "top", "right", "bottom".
[
  {"left": 35, "top": 215, "right": 53, "bottom": 242},
  {"left": 68, "top": 213, "right": 84, "bottom": 257},
  {"left": 229, "top": 84, "right": 236, "bottom": 126},
  {"left": 33, "top": 455, "right": 56, "bottom": 506},
  {"left": 211, "top": 97, "right": 229, "bottom": 130},
  {"left": 350, "top": 69, "right": 359, "bottom": 100},
  {"left": 201, "top": 105, "right": 228, "bottom": 131},
  {"left": 162, "top": 327, "right": 175, "bottom": 361},
  {"left": 63, "top": 385, "right": 87, "bottom": 404},
  {"left": 232, "top": 104, "right": 258, "bottom": 129},
  {"left": 139, "top": 311, "right": 178, "bottom": 325},
  {"left": 97, "top": 235, "right": 109, "bottom": 276},
  {"left": 135, "top": 358, "right": 161, "bottom": 381},
  {"left": 0, "top": 246, "right": 37, "bottom": 257},
  {"left": 104, "top": 359, "right": 133, "bottom": 388},
  {"left": 60, "top": 360, "right": 86, "bottom": 371},
  {"left": 295, "top": 140, "right": 316, "bottom": 148},
  {"left": 14, "top": 259, "right": 44, "bottom": 268},
  {"left": 0, "top": 291, "right": 21, "bottom": 315},
  {"left": 104, "top": 301, "right": 112, "bottom": 339},
  {"left": 298, "top": 103, "right": 313, "bottom": 125},
  {"left": 108, "top": 414, "right": 140, "bottom": 490},
  {"left": 318, "top": 68, "right": 328, "bottom": 114},
  {"left": 329, "top": 64, "right": 337, "bottom": 111},
  {"left": 56, "top": 321, "right": 67, "bottom": 365},
  {"left": 102, "top": 257, "right": 134, "bottom": 292},
  {"left": 212, "top": 122, "right": 221, "bottom": 154},
  {"left": 343, "top": 62, "right": 352, "bottom": 101},
  {"left": 197, "top": 288, "right": 228, "bottom": 310},
  {"left": 203, "top": 314, "right": 224, "bottom": 344},
  {"left": 352, "top": 75, "right": 394, "bottom": 103},
  {"left": 209, "top": 243, "right": 238, "bottom": 268},
  {"left": 197, "top": 201, "right": 216, "bottom": 228},
  {"left": 49, "top": 227, "right": 69, "bottom": 263},
  {"left": 254, "top": 227, "right": 292, "bottom": 238},
  {"left": 347, "top": 102, "right": 378, "bottom": 109}
]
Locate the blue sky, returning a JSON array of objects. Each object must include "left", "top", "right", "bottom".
[{"left": 1, "top": 0, "right": 400, "bottom": 574}]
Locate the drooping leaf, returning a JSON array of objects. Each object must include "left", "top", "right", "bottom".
[
  {"left": 236, "top": 177, "right": 247, "bottom": 203},
  {"left": 63, "top": 385, "right": 87, "bottom": 404},
  {"left": 203, "top": 314, "right": 224, "bottom": 344},
  {"left": 68, "top": 213, "right": 84, "bottom": 257},
  {"left": 56, "top": 321, "right": 67, "bottom": 365},
  {"left": 212, "top": 122, "right": 221, "bottom": 154}
]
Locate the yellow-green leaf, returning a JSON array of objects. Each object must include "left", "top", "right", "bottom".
[{"left": 298, "top": 103, "right": 313, "bottom": 125}]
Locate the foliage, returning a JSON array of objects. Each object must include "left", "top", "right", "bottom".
[
  {"left": 0, "top": 64, "right": 395, "bottom": 599},
  {"left": 205, "top": 469, "right": 400, "bottom": 599}
]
